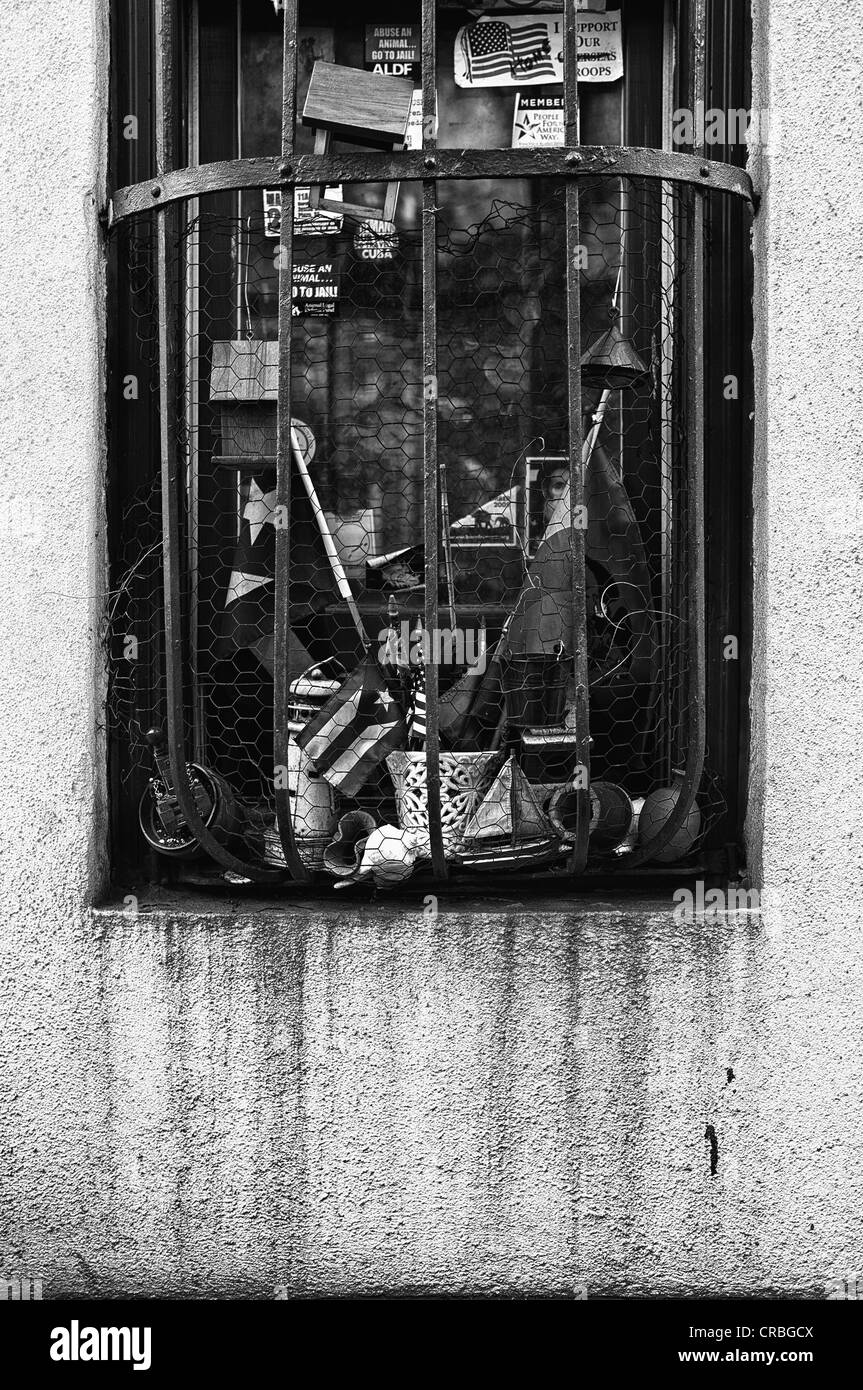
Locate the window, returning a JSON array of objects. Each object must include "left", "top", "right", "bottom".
[{"left": 107, "top": 1, "right": 753, "bottom": 893}]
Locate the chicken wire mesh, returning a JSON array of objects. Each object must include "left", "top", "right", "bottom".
[{"left": 107, "top": 176, "right": 726, "bottom": 890}]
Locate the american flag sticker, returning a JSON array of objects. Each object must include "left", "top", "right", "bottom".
[
  {"left": 455, "top": 13, "right": 623, "bottom": 89},
  {"left": 460, "top": 19, "right": 557, "bottom": 84}
]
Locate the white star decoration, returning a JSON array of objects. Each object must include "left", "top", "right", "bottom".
[
  {"left": 226, "top": 571, "right": 272, "bottom": 604},
  {"left": 243, "top": 479, "right": 278, "bottom": 545}
]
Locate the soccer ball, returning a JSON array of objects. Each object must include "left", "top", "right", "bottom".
[
  {"left": 638, "top": 783, "right": 701, "bottom": 863},
  {"left": 358, "top": 826, "right": 419, "bottom": 886}
]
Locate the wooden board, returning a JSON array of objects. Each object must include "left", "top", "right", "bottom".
[
  {"left": 216, "top": 404, "right": 276, "bottom": 459},
  {"left": 302, "top": 62, "right": 414, "bottom": 145},
  {"left": 210, "top": 340, "right": 278, "bottom": 402}
]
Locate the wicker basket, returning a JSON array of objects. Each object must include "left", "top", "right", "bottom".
[
  {"left": 386, "top": 750, "right": 503, "bottom": 853},
  {"left": 259, "top": 824, "right": 330, "bottom": 872}
]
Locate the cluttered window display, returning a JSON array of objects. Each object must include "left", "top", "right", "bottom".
[{"left": 128, "top": 9, "right": 720, "bottom": 891}]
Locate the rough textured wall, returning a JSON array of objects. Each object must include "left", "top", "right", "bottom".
[
  {"left": 0, "top": 0, "right": 108, "bottom": 915},
  {"left": 0, "top": 0, "right": 862, "bottom": 1301},
  {"left": 0, "top": 0, "right": 110, "bottom": 1292},
  {"left": 748, "top": 0, "right": 863, "bottom": 906},
  {"left": 738, "top": 0, "right": 863, "bottom": 1300},
  {"left": 7, "top": 893, "right": 859, "bottom": 1301},
  {"left": 9, "top": 899, "right": 781, "bottom": 1299}
]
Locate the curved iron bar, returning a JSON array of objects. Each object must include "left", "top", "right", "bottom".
[
  {"left": 619, "top": 214, "right": 707, "bottom": 867},
  {"left": 619, "top": 0, "right": 709, "bottom": 870},
  {"left": 271, "top": 0, "right": 311, "bottom": 883},
  {"left": 153, "top": 0, "right": 282, "bottom": 884},
  {"left": 108, "top": 148, "right": 754, "bottom": 226},
  {"left": 563, "top": 0, "right": 591, "bottom": 876}
]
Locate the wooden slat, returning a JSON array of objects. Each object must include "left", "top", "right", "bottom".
[
  {"left": 302, "top": 62, "right": 414, "bottom": 144},
  {"left": 209, "top": 340, "right": 279, "bottom": 400}
]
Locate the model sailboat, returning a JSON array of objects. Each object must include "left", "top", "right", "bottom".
[{"left": 455, "top": 754, "right": 567, "bottom": 871}]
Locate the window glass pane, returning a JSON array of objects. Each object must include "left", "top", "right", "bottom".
[
  {"left": 195, "top": 3, "right": 670, "bottom": 161},
  {"left": 437, "top": 6, "right": 625, "bottom": 149}
]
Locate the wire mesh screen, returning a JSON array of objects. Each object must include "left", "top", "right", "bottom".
[{"left": 108, "top": 175, "right": 726, "bottom": 890}]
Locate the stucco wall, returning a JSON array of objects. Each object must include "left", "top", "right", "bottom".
[
  {"left": 0, "top": 0, "right": 111, "bottom": 1290},
  {"left": 747, "top": 0, "right": 863, "bottom": 906},
  {"left": 0, "top": 0, "right": 862, "bottom": 1300}
]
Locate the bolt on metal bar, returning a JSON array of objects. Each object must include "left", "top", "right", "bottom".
[
  {"left": 564, "top": 0, "right": 591, "bottom": 876},
  {"left": 153, "top": 0, "right": 279, "bottom": 883},
  {"left": 421, "top": 0, "right": 447, "bottom": 880},
  {"left": 273, "top": 0, "right": 311, "bottom": 881}
]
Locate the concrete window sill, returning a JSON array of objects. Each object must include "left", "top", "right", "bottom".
[{"left": 92, "top": 890, "right": 765, "bottom": 932}]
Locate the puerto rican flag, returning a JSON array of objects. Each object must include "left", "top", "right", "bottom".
[{"left": 297, "top": 654, "right": 408, "bottom": 797}]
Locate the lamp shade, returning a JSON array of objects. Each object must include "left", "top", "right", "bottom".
[{"left": 580, "top": 321, "right": 650, "bottom": 389}]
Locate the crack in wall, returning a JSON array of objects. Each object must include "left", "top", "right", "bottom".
[{"left": 704, "top": 1124, "right": 719, "bottom": 1176}]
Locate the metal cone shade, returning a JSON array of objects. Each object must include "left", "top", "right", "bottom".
[{"left": 580, "top": 321, "right": 650, "bottom": 389}]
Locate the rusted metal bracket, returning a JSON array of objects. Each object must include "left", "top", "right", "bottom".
[{"left": 108, "top": 147, "right": 755, "bottom": 226}]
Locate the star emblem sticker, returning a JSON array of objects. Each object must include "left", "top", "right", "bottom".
[{"left": 243, "top": 479, "right": 278, "bottom": 545}]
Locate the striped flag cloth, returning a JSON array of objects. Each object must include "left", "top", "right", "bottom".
[
  {"left": 219, "top": 459, "right": 360, "bottom": 672},
  {"left": 408, "top": 666, "right": 428, "bottom": 746},
  {"left": 297, "top": 654, "right": 408, "bottom": 797},
  {"left": 464, "top": 20, "right": 555, "bottom": 83}
]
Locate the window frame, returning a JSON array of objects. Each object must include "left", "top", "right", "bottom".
[{"left": 107, "top": 0, "right": 755, "bottom": 891}]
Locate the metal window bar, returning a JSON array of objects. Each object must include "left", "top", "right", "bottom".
[
  {"left": 111, "top": 150, "right": 751, "bottom": 223},
  {"left": 563, "top": 0, "right": 590, "bottom": 876},
  {"left": 622, "top": 0, "right": 707, "bottom": 867},
  {"left": 421, "top": 0, "right": 447, "bottom": 881},
  {"left": 272, "top": 0, "right": 310, "bottom": 881},
  {"left": 153, "top": 0, "right": 281, "bottom": 883},
  {"left": 110, "top": 0, "right": 753, "bottom": 890}
]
